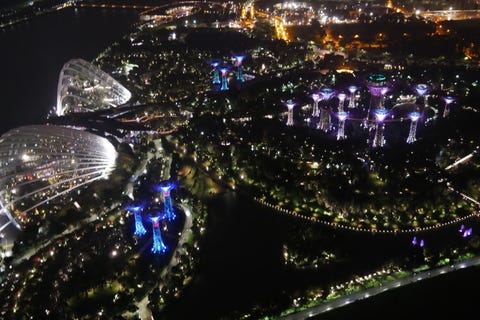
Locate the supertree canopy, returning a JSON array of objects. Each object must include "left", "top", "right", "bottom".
[
  {"left": 157, "top": 182, "right": 176, "bottom": 221},
  {"left": 0, "top": 125, "right": 117, "bottom": 229},
  {"left": 149, "top": 216, "right": 167, "bottom": 254},
  {"left": 56, "top": 58, "right": 131, "bottom": 116},
  {"left": 127, "top": 204, "right": 147, "bottom": 236}
]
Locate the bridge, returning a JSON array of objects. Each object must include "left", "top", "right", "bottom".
[{"left": 75, "top": 3, "right": 154, "bottom": 10}]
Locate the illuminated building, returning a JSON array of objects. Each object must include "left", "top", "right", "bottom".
[
  {"left": 0, "top": 125, "right": 117, "bottom": 230},
  {"left": 233, "top": 55, "right": 245, "bottom": 82},
  {"left": 220, "top": 67, "right": 229, "bottom": 91},
  {"left": 149, "top": 216, "right": 167, "bottom": 254},
  {"left": 160, "top": 183, "right": 176, "bottom": 221},
  {"left": 56, "top": 58, "right": 131, "bottom": 116},
  {"left": 311, "top": 92, "right": 321, "bottom": 117},
  {"left": 348, "top": 85, "right": 358, "bottom": 109},
  {"left": 443, "top": 96, "right": 455, "bottom": 118},
  {"left": 337, "top": 111, "right": 348, "bottom": 140},
  {"left": 210, "top": 61, "right": 221, "bottom": 84},
  {"left": 372, "top": 109, "right": 389, "bottom": 147},
  {"left": 318, "top": 88, "right": 335, "bottom": 131},
  {"left": 337, "top": 93, "right": 347, "bottom": 112},
  {"left": 128, "top": 204, "right": 147, "bottom": 236},
  {"left": 407, "top": 111, "right": 421, "bottom": 144},
  {"left": 285, "top": 100, "right": 296, "bottom": 126}
]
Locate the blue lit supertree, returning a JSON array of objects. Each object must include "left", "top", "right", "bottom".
[
  {"left": 127, "top": 204, "right": 147, "bottom": 236},
  {"left": 210, "top": 61, "right": 221, "bottom": 84},
  {"left": 149, "top": 216, "right": 167, "bottom": 254},
  {"left": 160, "top": 182, "right": 176, "bottom": 221},
  {"left": 220, "top": 67, "right": 229, "bottom": 91},
  {"left": 233, "top": 55, "right": 245, "bottom": 82}
]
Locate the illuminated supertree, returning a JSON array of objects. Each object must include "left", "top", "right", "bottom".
[
  {"left": 160, "top": 183, "right": 176, "bottom": 221},
  {"left": 337, "top": 93, "right": 347, "bottom": 112},
  {"left": 407, "top": 111, "right": 421, "bottom": 144},
  {"left": 414, "top": 83, "right": 429, "bottom": 108},
  {"left": 348, "top": 85, "right": 358, "bottom": 109},
  {"left": 443, "top": 96, "right": 455, "bottom": 118},
  {"left": 128, "top": 204, "right": 147, "bottom": 236},
  {"left": 337, "top": 111, "right": 348, "bottom": 140},
  {"left": 284, "top": 100, "right": 296, "bottom": 126},
  {"left": 149, "top": 216, "right": 167, "bottom": 254},
  {"left": 233, "top": 55, "right": 245, "bottom": 82},
  {"left": 220, "top": 67, "right": 229, "bottom": 91},
  {"left": 318, "top": 88, "right": 335, "bottom": 131},
  {"left": 311, "top": 93, "right": 321, "bottom": 117},
  {"left": 367, "top": 74, "right": 389, "bottom": 111},
  {"left": 210, "top": 61, "right": 221, "bottom": 84},
  {"left": 372, "top": 109, "right": 389, "bottom": 148}
]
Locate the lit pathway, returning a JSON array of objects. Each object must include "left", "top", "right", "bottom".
[
  {"left": 254, "top": 197, "right": 479, "bottom": 234},
  {"left": 282, "top": 256, "right": 480, "bottom": 319}
]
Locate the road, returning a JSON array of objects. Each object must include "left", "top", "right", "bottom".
[{"left": 282, "top": 256, "right": 480, "bottom": 319}]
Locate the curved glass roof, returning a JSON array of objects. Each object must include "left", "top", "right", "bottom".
[
  {"left": 56, "top": 59, "right": 131, "bottom": 116},
  {"left": 0, "top": 125, "right": 117, "bottom": 229}
]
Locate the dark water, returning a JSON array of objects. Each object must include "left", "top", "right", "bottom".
[
  {"left": 0, "top": 7, "right": 139, "bottom": 135},
  {"left": 161, "top": 191, "right": 477, "bottom": 319},
  {"left": 1, "top": 6, "right": 480, "bottom": 320}
]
